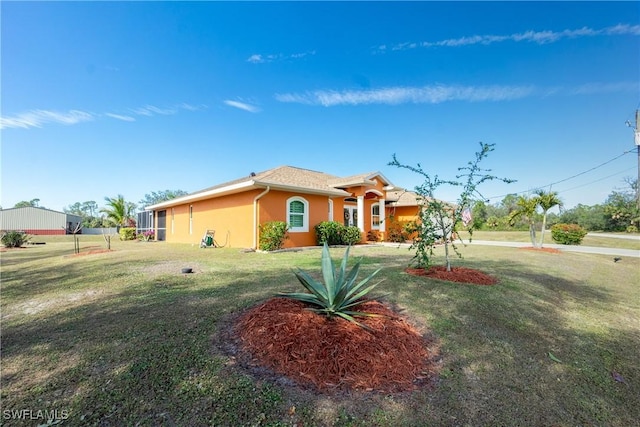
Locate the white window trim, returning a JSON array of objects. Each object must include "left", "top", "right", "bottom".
[
  {"left": 371, "top": 202, "right": 381, "bottom": 230},
  {"left": 287, "top": 196, "right": 309, "bottom": 232},
  {"left": 328, "top": 199, "right": 334, "bottom": 221},
  {"left": 189, "top": 205, "right": 193, "bottom": 235}
]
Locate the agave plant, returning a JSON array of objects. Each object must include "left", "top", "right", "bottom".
[{"left": 278, "top": 243, "right": 384, "bottom": 328}]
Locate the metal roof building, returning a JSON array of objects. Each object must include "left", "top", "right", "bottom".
[{"left": 0, "top": 207, "right": 82, "bottom": 235}]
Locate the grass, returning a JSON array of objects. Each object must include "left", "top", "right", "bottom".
[{"left": 1, "top": 235, "right": 639, "bottom": 426}]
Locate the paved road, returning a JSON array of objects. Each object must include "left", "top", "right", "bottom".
[
  {"left": 462, "top": 240, "right": 639, "bottom": 258},
  {"left": 382, "top": 239, "right": 640, "bottom": 258},
  {"left": 587, "top": 232, "right": 640, "bottom": 241}
]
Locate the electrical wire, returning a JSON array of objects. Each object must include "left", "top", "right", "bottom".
[
  {"left": 486, "top": 147, "right": 636, "bottom": 201},
  {"left": 555, "top": 166, "right": 636, "bottom": 194}
]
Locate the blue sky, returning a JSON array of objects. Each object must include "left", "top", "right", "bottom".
[{"left": 2, "top": 1, "right": 639, "bottom": 213}]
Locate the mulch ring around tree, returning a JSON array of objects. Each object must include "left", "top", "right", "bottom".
[
  {"left": 405, "top": 266, "right": 498, "bottom": 285},
  {"left": 221, "top": 297, "right": 441, "bottom": 394},
  {"left": 519, "top": 246, "right": 562, "bottom": 254}
]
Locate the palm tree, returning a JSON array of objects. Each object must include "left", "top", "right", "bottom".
[
  {"left": 509, "top": 195, "right": 539, "bottom": 248},
  {"left": 536, "top": 190, "right": 562, "bottom": 247},
  {"left": 101, "top": 195, "right": 136, "bottom": 227}
]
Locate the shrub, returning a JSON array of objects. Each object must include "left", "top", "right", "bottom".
[
  {"left": 139, "top": 230, "right": 155, "bottom": 242},
  {"left": 551, "top": 223, "right": 588, "bottom": 245},
  {"left": 366, "top": 229, "right": 380, "bottom": 242},
  {"left": 119, "top": 227, "right": 137, "bottom": 241},
  {"left": 627, "top": 225, "right": 638, "bottom": 233},
  {"left": 314, "top": 221, "right": 344, "bottom": 246},
  {"left": 277, "top": 243, "right": 384, "bottom": 329},
  {"left": 342, "top": 226, "right": 362, "bottom": 245},
  {"left": 1, "top": 231, "right": 30, "bottom": 248},
  {"left": 259, "top": 221, "right": 289, "bottom": 251}
]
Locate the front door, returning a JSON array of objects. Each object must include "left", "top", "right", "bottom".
[
  {"left": 343, "top": 206, "right": 357, "bottom": 227},
  {"left": 156, "top": 210, "right": 167, "bottom": 241}
]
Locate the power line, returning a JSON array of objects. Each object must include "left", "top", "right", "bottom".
[
  {"left": 486, "top": 147, "right": 636, "bottom": 201},
  {"left": 555, "top": 166, "right": 636, "bottom": 194}
]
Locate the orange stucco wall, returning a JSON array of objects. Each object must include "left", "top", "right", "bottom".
[
  {"left": 161, "top": 191, "right": 258, "bottom": 247},
  {"left": 155, "top": 176, "right": 414, "bottom": 248}
]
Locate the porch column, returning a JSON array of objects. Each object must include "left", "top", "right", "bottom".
[
  {"left": 379, "top": 198, "right": 386, "bottom": 232},
  {"left": 356, "top": 195, "right": 364, "bottom": 231}
]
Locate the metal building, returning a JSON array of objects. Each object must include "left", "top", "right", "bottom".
[{"left": 0, "top": 207, "right": 82, "bottom": 235}]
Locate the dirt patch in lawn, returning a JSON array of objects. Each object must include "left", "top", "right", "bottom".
[
  {"left": 134, "top": 260, "right": 204, "bottom": 276},
  {"left": 405, "top": 266, "right": 498, "bottom": 285},
  {"left": 219, "top": 297, "right": 440, "bottom": 395}
]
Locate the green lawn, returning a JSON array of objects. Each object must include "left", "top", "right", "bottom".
[{"left": 1, "top": 237, "right": 639, "bottom": 426}]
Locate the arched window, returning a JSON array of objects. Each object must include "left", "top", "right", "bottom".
[
  {"left": 371, "top": 203, "right": 381, "bottom": 229},
  {"left": 287, "top": 197, "right": 308, "bottom": 232}
]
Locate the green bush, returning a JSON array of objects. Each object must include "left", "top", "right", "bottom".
[
  {"left": 1, "top": 231, "right": 31, "bottom": 248},
  {"left": 119, "top": 227, "right": 137, "bottom": 241},
  {"left": 259, "top": 221, "right": 289, "bottom": 251},
  {"left": 342, "top": 226, "right": 362, "bottom": 245},
  {"left": 314, "top": 221, "right": 344, "bottom": 245},
  {"left": 626, "top": 225, "right": 638, "bottom": 233},
  {"left": 551, "top": 223, "right": 588, "bottom": 245}
]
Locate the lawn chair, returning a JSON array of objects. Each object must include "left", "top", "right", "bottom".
[{"left": 200, "top": 229, "right": 217, "bottom": 248}]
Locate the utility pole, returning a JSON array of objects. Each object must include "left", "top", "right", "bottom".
[{"left": 636, "top": 110, "right": 640, "bottom": 211}]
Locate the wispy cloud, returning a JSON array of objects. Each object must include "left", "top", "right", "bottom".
[
  {"left": 275, "top": 84, "right": 535, "bottom": 106},
  {"left": 130, "top": 105, "right": 177, "bottom": 116},
  {"left": 377, "top": 24, "right": 640, "bottom": 52},
  {"left": 275, "top": 81, "right": 638, "bottom": 107},
  {"left": 1, "top": 103, "right": 207, "bottom": 130},
  {"left": 0, "top": 109, "right": 94, "bottom": 129},
  {"left": 247, "top": 50, "right": 316, "bottom": 64},
  {"left": 223, "top": 100, "right": 261, "bottom": 113},
  {"left": 105, "top": 113, "right": 136, "bottom": 122}
]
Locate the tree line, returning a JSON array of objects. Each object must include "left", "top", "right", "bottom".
[
  {"left": 7, "top": 190, "right": 188, "bottom": 228},
  {"left": 471, "top": 177, "right": 639, "bottom": 236}
]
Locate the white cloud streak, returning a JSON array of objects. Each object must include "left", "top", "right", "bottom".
[
  {"left": 378, "top": 24, "right": 640, "bottom": 52},
  {"left": 105, "top": 113, "right": 136, "bottom": 122},
  {"left": 223, "top": 100, "right": 261, "bottom": 113},
  {"left": 275, "top": 81, "right": 637, "bottom": 107},
  {"left": 275, "top": 84, "right": 535, "bottom": 106},
  {"left": 1, "top": 103, "right": 207, "bottom": 130},
  {"left": 247, "top": 50, "right": 316, "bottom": 63},
  {"left": 0, "top": 109, "right": 94, "bottom": 129}
]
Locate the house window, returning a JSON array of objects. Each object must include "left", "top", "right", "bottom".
[
  {"left": 287, "top": 197, "right": 308, "bottom": 232},
  {"left": 171, "top": 208, "right": 175, "bottom": 234},
  {"left": 189, "top": 205, "right": 193, "bottom": 235},
  {"left": 371, "top": 203, "right": 381, "bottom": 229},
  {"left": 328, "top": 199, "right": 334, "bottom": 221}
]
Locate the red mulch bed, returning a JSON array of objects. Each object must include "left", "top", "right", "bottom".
[
  {"left": 519, "top": 246, "right": 562, "bottom": 254},
  {"left": 234, "top": 297, "right": 439, "bottom": 393},
  {"left": 406, "top": 266, "right": 498, "bottom": 285}
]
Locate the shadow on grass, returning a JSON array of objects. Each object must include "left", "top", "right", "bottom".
[{"left": 2, "top": 248, "right": 639, "bottom": 426}]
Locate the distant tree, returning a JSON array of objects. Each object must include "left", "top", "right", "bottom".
[
  {"left": 14, "top": 199, "right": 41, "bottom": 208},
  {"left": 101, "top": 195, "right": 137, "bottom": 227},
  {"left": 509, "top": 195, "right": 540, "bottom": 247},
  {"left": 139, "top": 190, "right": 188, "bottom": 210},
  {"left": 558, "top": 204, "right": 607, "bottom": 231},
  {"left": 536, "top": 190, "right": 562, "bottom": 247},
  {"left": 64, "top": 200, "right": 103, "bottom": 228},
  {"left": 470, "top": 200, "right": 488, "bottom": 229},
  {"left": 603, "top": 178, "right": 639, "bottom": 231}
]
